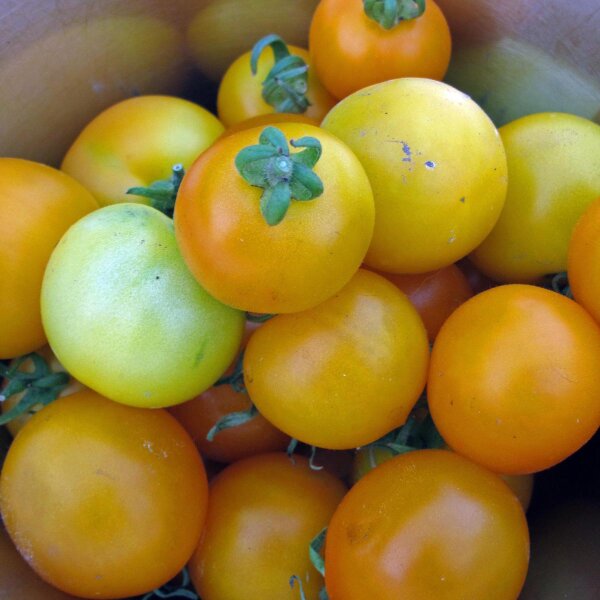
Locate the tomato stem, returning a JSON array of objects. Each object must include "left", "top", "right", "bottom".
[
  {"left": 363, "top": 0, "right": 426, "bottom": 29},
  {"left": 0, "top": 352, "right": 69, "bottom": 426},
  {"left": 126, "top": 163, "right": 185, "bottom": 218},
  {"left": 251, "top": 34, "right": 310, "bottom": 114},
  {"left": 235, "top": 126, "right": 324, "bottom": 225}
]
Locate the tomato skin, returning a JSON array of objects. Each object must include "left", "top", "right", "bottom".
[
  {"left": 373, "top": 263, "right": 473, "bottom": 342},
  {"left": 220, "top": 112, "right": 320, "bottom": 138},
  {"left": 244, "top": 269, "right": 429, "bottom": 449},
  {"left": 188, "top": 452, "right": 347, "bottom": 600},
  {"left": 61, "top": 95, "right": 224, "bottom": 206},
  {"left": 470, "top": 113, "right": 600, "bottom": 283},
  {"left": 568, "top": 197, "right": 600, "bottom": 324},
  {"left": 322, "top": 78, "right": 508, "bottom": 274},
  {"left": 0, "top": 390, "right": 208, "bottom": 599},
  {"left": 41, "top": 203, "right": 245, "bottom": 408},
  {"left": 428, "top": 284, "right": 600, "bottom": 474},
  {"left": 309, "top": 0, "right": 451, "bottom": 99},
  {"left": 0, "top": 159, "right": 98, "bottom": 359},
  {"left": 217, "top": 45, "right": 335, "bottom": 127},
  {"left": 325, "top": 450, "right": 529, "bottom": 600},
  {"left": 174, "top": 123, "right": 375, "bottom": 314}
]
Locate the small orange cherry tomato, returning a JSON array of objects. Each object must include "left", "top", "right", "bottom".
[
  {"left": 0, "top": 159, "right": 98, "bottom": 359},
  {"left": 428, "top": 284, "right": 600, "bottom": 474},
  {"left": 309, "top": 0, "right": 451, "bottom": 99},
  {"left": 568, "top": 197, "right": 600, "bottom": 324}
]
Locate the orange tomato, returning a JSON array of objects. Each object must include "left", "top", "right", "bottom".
[
  {"left": 0, "top": 159, "right": 98, "bottom": 359},
  {"left": 428, "top": 284, "right": 600, "bottom": 474},
  {"left": 309, "top": 0, "right": 451, "bottom": 99}
]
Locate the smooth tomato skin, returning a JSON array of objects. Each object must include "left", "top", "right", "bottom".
[
  {"left": 41, "top": 203, "right": 245, "bottom": 408},
  {"left": 373, "top": 263, "right": 473, "bottom": 342},
  {"left": 309, "top": 0, "right": 451, "bottom": 99},
  {"left": 470, "top": 113, "right": 600, "bottom": 283},
  {"left": 168, "top": 382, "right": 289, "bottom": 464},
  {"left": 219, "top": 112, "right": 320, "bottom": 138},
  {"left": 61, "top": 95, "right": 224, "bottom": 206},
  {"left": 188, "top": 453, "right": 347, "bottom": 600},
  {"left": 0, "top": 390, "right": 208, "bottom": 599},
  {"left": 217, "top": 45, "right": 336, "bottom": 127},
  {"left": 325, "top": 450, "right": 529, "bottom": 600},
  {"left": 428, "top": 284, "right": 600, "bottom": 474},
  {"left": 174, "top": 123, "right": 375, "bottom": 314},
  {"left": 243, "top": 269, "right": 430, "bottom": 449},
  {"left": 322, "top": 78, "right": 508, "bottom": 274},
  {"left": 0, "top": 159, "right": 98, "bottom": 359},
  {"left": 0, "top": 525, "right": 78, "bottom": 600},
  {"left": 568, "top": 197, "right": 600, "bottom": 324},
  {"left": 1, "top": 345, "right": 86, "bottom": 437}
]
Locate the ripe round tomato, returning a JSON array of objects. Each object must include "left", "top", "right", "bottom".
[
  {"left": 325, "top": 449, "right": 529, "bottom": 600},
  {"left": 0, "top": 390, "right": 208, "bottom": 599},
  {"left": 1, "top": 345, "right": 86, "bottom": 437},
  {"left": 188, "top": 452, "right": 347, "bottom": 600},
  {"left": 0, "top": 158, "right": 98, "bottom": 359},
  {"left": 174, "top": 123, "right": 375, "bottom": 314},
  {"left": 428, "top": 284, "right": 600, "bottom": 474},
  {"left": 322, "top": 78, "right": 508, "bottom": 274},
  {"left": 41, "top": 203, "right": 245, "bottom": 408},
  {"left": 243, "top": 269, "right": 429, "bottom": 449},
  {"left": 220, "top": 112, "right": 320, "bottom": 138},
  {"left": 309, "top": 0, "right": 451, "bottom": 99},
  {"left": 217, "top": 42, "right": 335, "bottom": 127},
  {"left": 61, "top": 95, "right": 224, "bottom": 206},
  {"left": 470, "top": 113, "right": 600, "bottom": 283},
  {"left": 373, "top": 263, "right": 473, "bottom": 341},
  {"left": 568, "top": 197, "right": 600, "bottom": 324}
]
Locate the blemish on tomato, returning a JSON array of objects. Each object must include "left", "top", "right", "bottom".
[{"left": 424, "top": 160, "right": 436, "bottom": 169}]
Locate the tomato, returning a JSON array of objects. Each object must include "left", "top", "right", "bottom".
[
  {"left": 174, "top": 123, "right": 375, "bottom": 314},
  {"left": 1, "top": 345, "right": 86, "bottom": 437},
  {"left": 61, "top": 95, "right": 224, "bottom": 206},
  {"left": 41, "top": 203, "right": 245, "bottom": 408},
  {"left": 0, "top": 158, "right": 98, "bottom": 359},
  {"left": 373, "top": 263, "right": 473, "bottom": 342},
  {"left": 322, "top": 78, "right": 508, "bottom": 274},
  {"left": 428, "top": 284, "right": 600, "bottom": 474},
  {"left": 520, "top": 500, "right": 600, "bottom": 600},
  {"left": 309, "top": 0, "right": 451, "bottom": 99},
  {"left": 220, "top": 112, "right": 320, "bottom": 138},
  {"left": 186, "top": 0, "right": 319, "bottom": 81},
  {"left": 216, "top": 39, "right": 336, "bottom": 127},
  {"left": 0, "top": 524, "right": 77, "bottom": 600},
  {"left": 243, "top": 269, "right": 429, "bottom": 449},
  {"left": 470, "top": 113, "right": 600, "bottom": 283},
  {"left": 188, "top": 452, "right": 347, "bottom": 600},
  {"left": 457, "top": 257, "right": 497, "bottom": 294},
  {"left": 568, "top": 197, "right": 600, "bottom": 324},
  {"left": 0, "top": 390, "right": 208, "bottom": 599},
  {"left": 325, "top": 450, "right": 529, "bottom": 600}
]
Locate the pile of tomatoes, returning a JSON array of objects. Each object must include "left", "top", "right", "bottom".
[{"left": 1, "top": 1, "right": 599, "bottom": 599}]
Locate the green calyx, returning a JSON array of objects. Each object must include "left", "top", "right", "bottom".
[
  {"left": 251, "top": 34, "right": 310, "bottom": 114},
  {"left": 127, "top": 163, "right": 185, "bottom": 218},
  {"left": 206, "top": 403, "right": 258, "bottom": 442},
  {"left": 0, "top": 353, "right": 69, "bottom": 426},
  {"left": 363, "top": 0, "right": 426, "bottom": 29},
  {"left": 235, "top": 126, "right": 324, "bottom": 226}
]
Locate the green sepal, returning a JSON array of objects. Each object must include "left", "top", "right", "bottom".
[
  {"left": 287, "top": 437, "right": 299, "bottom": 458},
  {"left": 250, "top": 34, "right": 310, "bottom": 114},
  {"left": 0, "top": 352, "right": 70, "bottom": 427},
  {"left": 235, "top": 126, "right": 324, "bottom": 226},
  {"left": 289, "top": 575, "right": 308, "bottom": 600},
  {"left": 214, "top": 351, "right": 245, "bottom": 393},
  {"left": 126, "top": 163, "right": 185, "bottom": 219},
  {"left": 206, "top": 403, "right": 258, "bottom": 442},
  {"left": 363, "top": 0, "right": 426, "bottom": 29},
  {"left": 309, "top": 527, "right": 327, "bottom": 577}
]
